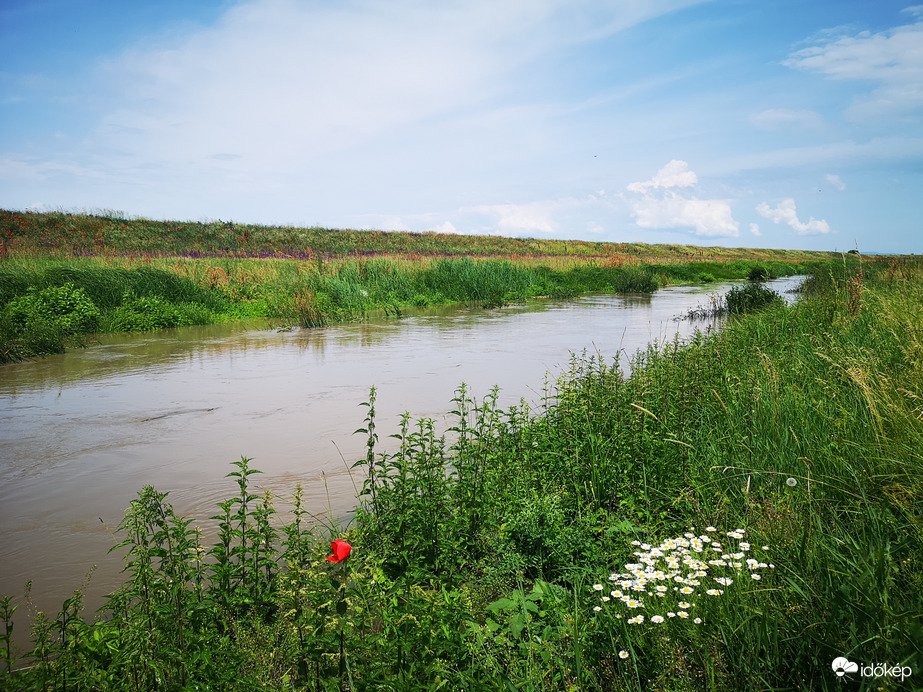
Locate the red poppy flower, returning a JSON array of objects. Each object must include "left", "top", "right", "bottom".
[{"left": 326, "top": 538, "right": 352, "bottom": 563}]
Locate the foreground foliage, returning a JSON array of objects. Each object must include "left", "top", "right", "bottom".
[{"left": 2, "top": 256, "right": 921, "bottom": 690}]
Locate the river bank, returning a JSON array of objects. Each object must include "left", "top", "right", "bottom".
[{"left": 1, "top": 210, "right": 833, "bottom": 363}]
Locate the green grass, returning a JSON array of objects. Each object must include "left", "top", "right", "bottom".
[
  {"left": 2, "top": 255, "right": 920, "bottom": 690},
  {"left": 0, "top": 208, "right": 840, "bottom": 363},
  {"left": 2, "top": 209, "right": 838, "bottom": 262},
  {"left": 0, "top": 250, "right": 821, "bottom": 362}
]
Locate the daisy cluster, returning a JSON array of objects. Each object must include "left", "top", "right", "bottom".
[{"left": 591, "top": 527, "right": 773, "bottom": 629}]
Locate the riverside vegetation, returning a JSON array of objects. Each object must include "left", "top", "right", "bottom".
[
  {"left": 1, "top": 211, "right": 920, "bottom": 690},
  {"left": 1, "top": 209, "right": 829, "bottom": 363}
]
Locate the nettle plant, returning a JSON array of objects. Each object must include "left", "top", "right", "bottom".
[{"left": 591, "top": 527, "right": 774, "bottom": 654}]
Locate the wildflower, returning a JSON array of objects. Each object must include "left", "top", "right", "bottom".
[
  {"left": 593, "top": 606, "right": 602, "bottom": 612},
  {"left": 705, "top": 526, "right": 717, "bottom": 532},
  {"left": 739, "top": 542, "right": 751, "bottom": 551},
  {"left": 593, "top": 584, "right": 603, "bottom": 591},
  {"left": 326, "top": 538, "right": 352, "bottom": 563},
  {"left": 677, "top": 611, "right": 689, "bottom": 619},
  {"left": 762, "top": 545, "right": 770, "bottom": 551},
  {"left": 680, "top": 586, "right": 694, "bottom": 595},
  {"left": 667, "top": 612, "right": 676, "bottom": 618},
  {"left": 611, "top": 590, "right": 623, "bottom": 598},
  {"left": 786, "top": 477, "right": 798, "bottom": 487},
  {"left": 714, "top": 577, "right": 733, "bottom": 586},
  {"left": 751, "top": 574, "right": 761, "bottom": 580},
  {"left": 628, "top": 615, "right": 644, "bottom": 625},
  {"left": 678, "top": 601, "right": 691, "bottom": 609},
  {"left": 705, "top": 589, "right": 724, "bottom": 596},
  {"left": 694, "top": 617, "right": 702, "bottom": 624},
  {"left": 619, "top": 650, "right": 629, "bottom": 659},
  {"left": 651, "top": 615, "right": 665, "bottom": 623},
  {"left": 601, "top": 596, "right": 611, "bottom": 602}
]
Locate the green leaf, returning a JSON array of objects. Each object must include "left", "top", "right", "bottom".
[{"left": 487, "top": 598, "right": 516, "bottom": 613}]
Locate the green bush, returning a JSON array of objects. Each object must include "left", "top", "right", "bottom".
[
  {"left": 3, "top": 282, "right": 100, "bottom": 335},
  {"left": 611, "top": 267, "right": 659, "bottom": 292},
  {"left": 105, "top": 293, "right": 212, "bottom": 332},
  {"left": 747, "top": 264, "right": 770, "bottom": 282},
  {"left": 725, "top": 281, "right": 784, "bottom": 314}
]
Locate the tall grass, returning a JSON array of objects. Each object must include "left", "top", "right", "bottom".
[
  {"left": 2, "top": 256, "right": 919, "bottom": 690},
  {"left": 1, "top": 251, "right": 818, "bottom": 362}
]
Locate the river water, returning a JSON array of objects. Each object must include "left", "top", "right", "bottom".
[{"left": 0, "top": 277, "right": 802, "bottom": 627}]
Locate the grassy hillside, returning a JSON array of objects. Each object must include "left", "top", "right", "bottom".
[{"left": 1, "top": 209, "right": 835, "bottom": 262}]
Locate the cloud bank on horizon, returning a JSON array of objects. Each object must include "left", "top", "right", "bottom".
[{"left": 1, "top": 0, "right": 920, "bottom": 252}]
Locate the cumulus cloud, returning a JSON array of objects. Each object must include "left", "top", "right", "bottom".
[
  {"left": 756, "top": 199, "right": 831, "bottom": 235},
  {"left": 626, "top": 160, "right": 739, "bottom": 237},
  {"left": 749, "top": 222, "right": 762, "bottom": 236},
  {"left": 825, "top": 173, "right": 846, "bottom": 190},
  {"left": 626, "top": 159, "right": 697, "bottom": 193},
  {"left": 783, "top": 12, "right": 923, "bottom": 120}
]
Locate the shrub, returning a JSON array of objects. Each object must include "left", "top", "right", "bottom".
[
  {"left": 747, "top": 265, "right": 770, "bottom": 282},
  {"left": 105, "top": 292, "right": 212, "bottom": 332},
  {"left": 725, "top": 282, "right": 784, "bottom": 314},
  {"left": 611, "top": 267, "right": 659, "bottom": 293},
  {"left": 2, "top": 282, "right": 100, "bottom": 335}
]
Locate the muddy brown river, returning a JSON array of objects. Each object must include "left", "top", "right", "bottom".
[{"left": 0, "top": 278, "right": 802, "bottom": 637}]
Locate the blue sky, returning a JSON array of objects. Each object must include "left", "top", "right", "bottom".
[{"left": 2, "top": 0, "right": 921, "bottom": 252}]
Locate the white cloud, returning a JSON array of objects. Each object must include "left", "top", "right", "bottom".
[
  {"left": 749, "top": 222, "right": 762, "bottom": 236},
  {"left": 433, "top": 221, "right": 458, "bottom": 234},
  {"left": 626, "top": 159, "right": 697, "bottom": 193},
  {"left": 749, "top": 109, "right": 824, "bottom": 131},
  {"left": 825, "top": 173, "right": 846, "bottom": 191},
  {"left": 626, "top": 161, "right": 739, "bottom": 237},
  {"left": 783, "top": 14, "right": 923, "bottom": 120},
  {"left": 756, "top": 199, "right": 831, "bottom": 235},
  {"left": 470, "top": 201, "right": 558, "bottom": 234}
]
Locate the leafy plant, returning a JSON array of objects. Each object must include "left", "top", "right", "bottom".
[{"left": 725, "top": 281, "right": 784, "bottom": 314}]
